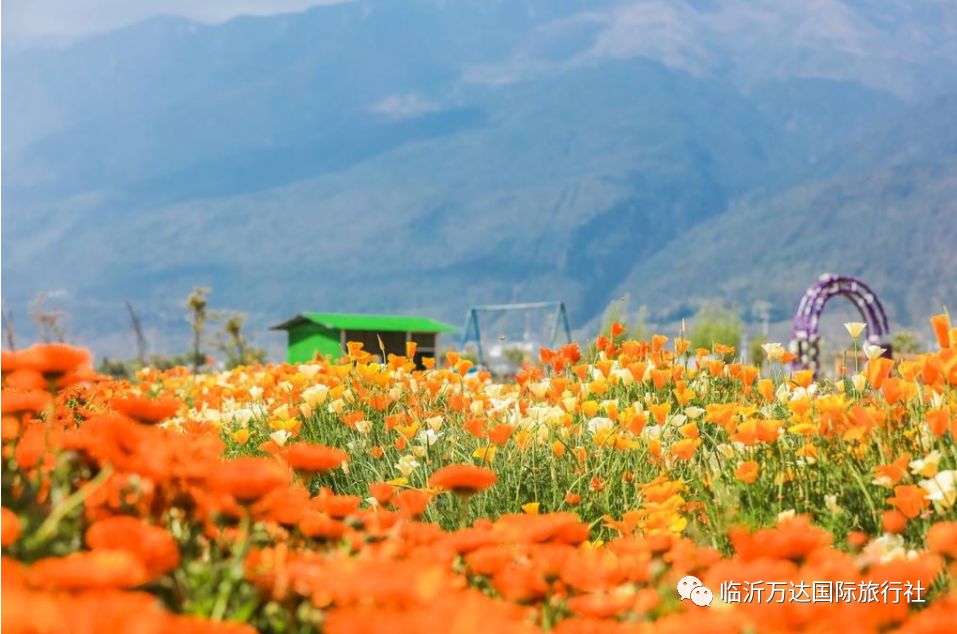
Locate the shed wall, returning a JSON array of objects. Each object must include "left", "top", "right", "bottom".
[{"left": 286, "top": 324, "right": 341, "bottom": 363}]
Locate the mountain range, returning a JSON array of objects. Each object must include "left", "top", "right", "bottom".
[{"left": 3, "top": 0, "right": 956, "bottom": 358}]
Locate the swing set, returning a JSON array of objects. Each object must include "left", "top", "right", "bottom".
[{"left": 460, "top": 301, "right": 572, "bottom": 370}]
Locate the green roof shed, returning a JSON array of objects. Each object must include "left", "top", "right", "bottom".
[{"left": 271, "top": 312, "right": 457, "bottom": 366}]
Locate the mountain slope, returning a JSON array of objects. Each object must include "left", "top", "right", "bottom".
[{"left": 613, "top": 97, "right": 957, "bottom": 332}]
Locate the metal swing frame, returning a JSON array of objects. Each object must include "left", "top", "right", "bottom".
[{"left": 460, "top": 301, "right": 572, "bottom": 367}]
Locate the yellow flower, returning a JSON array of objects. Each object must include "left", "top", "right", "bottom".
[
  {"left": 473, "top": 446, "right": 498, "bottom": 463},
  {"left": 521, "top": 502, "right": 540, "bottom": 514},
  {"left": 231, "top": 428, "right": 251, "bottom": 445},
  {"left": 270, "top": 417, "right": 298, "bottom": 432},
  {"left": 844, "top": 322, "right": 867, "bottom": 339},
  {"left": 910, "top": 451, "right": 941, "bottom": 478}
]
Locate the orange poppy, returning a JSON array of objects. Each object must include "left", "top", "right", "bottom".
[
  {"left": 393, "top": 489, "right": 432, "bottom": 517},
  {"left": 734, "top": 461, "right": 759, "bottom": 484},
  {"left": 927, "top": 522, "right": 957, "bottom": 559},
  {"left": 279, "top": 442, "right": 348, "bottom": 474},
  {"left": 1, "top": 507, "right": 20, "bottom": 547},
  {"left": 19, "top": 343, "right": 92, "bottom": 377},
  {"left": 429, "top": 464, "right": 497, "bottom": 495},
  {"left": 86, "top": 516, "right": 180, "bottom": 578},
  {"left": 110, "top": 395, "right": 182, "bottom": 424},
  {"left": 1, "top": 389, "right": 52, "bottom": 415},
  {"left": 209, "top": 457, "right": 290, "bottom": 502},
  {"left": 27, "top": 550, "right": 148, "bottom": 590},
  {"left": 930, "top": 313, "right": 952, "bottom": 349},
  {"left": 887, "top": 485, "right": 929, "bottom": 519}
]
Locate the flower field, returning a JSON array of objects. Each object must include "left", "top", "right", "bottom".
[{"left": 3, "top": 316, "right": 957, "bottom": 633}]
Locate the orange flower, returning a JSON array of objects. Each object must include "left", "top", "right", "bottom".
[
  {"left": 369, "top": 482, "right": 395, "bottom": 505},
  {"left": 866, "top": 356, "right": 894, "bottom": 390},
  {"left": 792, "top": 369, "right": 814, "bottom": 389},
  {"left": 1, "top": 389, "right": 52, "bottom": 415},
  {"left": 882, "top": 509, "right": 908, "bottom": 534},
  {"left": 19, "top": 343, "right": 92, "bottom": 377},
  {"left": 927, "top": 521, "right": 957, "bottom": 558},
  {"left": 887, "top": 484, "right": 929, "bottom": 519},
  {"left": 393, "top": 489, "right": 432, "bottom": 517},
  {"left": 670, "top": 438, "right": 700, "bottom": 461},
  {"left": 210, "top": 457, "right": 290, "bottom": 502},
  {"left": 110, "top": 395, "right": 182, "bottom": 424},
  {"left": 1, "top": 507, "right": 21, "bottom": 547},
  {"left": 564, "top": 492, "right": 581, "bottom": 506},
  {"left": 487, "top": 424, "right": 514, "bottom": 446},
  {"left": 86, "top": 516, "right": 180, "bottom": 578},
  {"left": 27, "top": 550, "right": 148, "bottom": 590},
  {"left": 930, "top": 313, "right": 952, "bottom": 349},
  {"left": 429, "top": 464, "right": 497, "bottom": 495},
  {"left": 279, "top": 442, "right": 348, "bottom": 474},
  {"left": 299, "top": 512, "right": 346, "bottom": 540},
  {"left": 734, "top": 461, "right": 759, "bottom": 484}
]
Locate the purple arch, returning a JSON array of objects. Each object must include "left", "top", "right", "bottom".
[{"left": 790, "top": 274, "right": 891, "bottom": 372}]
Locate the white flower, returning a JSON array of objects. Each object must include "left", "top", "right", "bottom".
[
  {"left": 825, "top": 495, "right": 843, "bottom": 515},
  {"left": 777, "top": 509, "right": 796, "bottom": 522},
  {"left": 416, "top": 429, "right": 444, "bottom": 447},
  {"left": 355, "top": 419, "right": 372, "bottom": 434},
  {"left": 844, "top": 322, "right": 867, "bottom": 339},
  {"left": 862, "top": 342, "right": 887, "bottom": 360},
  {"left": 229, "top": 408, "right": 255, "bottom": 426},
  {"left": 851, "top": 373, "right": 867, "bottom": 392},
  {"left": 587, "top": 417, "right": 615, "bottom": 435},
  {"left": 269, "top": 430, "right": 291, "bottom": 447},
  {"left": 761, "top": 342, "right": 786, "bottom": 362},
  {"left": 716, "top": 443, "right": 736, "bottom": 459},
  {"left": 684, "top": 406, "right": 704, "bottom": 419},
  {"left": 302, "top": 384, "right": 329, "bottom": 406},
  {"left": 642, "top": 425, "right": 663, "bottom": 441},
  {"left": 396, "top": 455, "right": 420, "bottom": 476},
  {"left": 919, "top": 470, "right": 957, "bottom": 509},
  {"left": 249, "top": 386, "right": 264, "bottom": 401},
  {"left": 298, "top": 364, "right": 322, "bottom": 377},
  {"left": 612, "top": 367, "right": 634, "bottom": 385},
  {"left": 859, "top": 534, "right": 911, "bottom": 565},
  {"left": 775, "top": 383, "right": 791, "bottom": 403},
  {"left": 327, "top": 398, "right": 345, "bottom": 415},
  {"left": 527, "top": 380, "right": 550, "bottom": 398},
  {"left": 909, "top": 451, "right": 941, "bottom": 478}
]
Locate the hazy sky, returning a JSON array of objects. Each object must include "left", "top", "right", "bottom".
[{"left": 2, "top": 0, "right": 351, "bottom": 40}]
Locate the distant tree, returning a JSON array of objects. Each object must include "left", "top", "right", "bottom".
[
  {"left": 29, "top": 292, "right": 68, "bottom": 342},
  {"left": 749, "top": 332, "right": 768, "bottom": 367},
  {"left": 499, "top": 346, "right": 526, "bottom": 371},
  {"left": 214, "top": 312, "right": 266, "bottom": 369},
  {"left": 125, "top": 300, "right": 148, "bottom": 365},
  {"left": 185, "top": 287, "right": 213, "bottom": 373},
  {"left": 891, "top": 329, "right": 923, "bottom": 354},
  {"left": 690, "top": 301, "right": 742, "bottom": 354},
  {"left": 97, "top": 357, "right": 132, "bottom": 379},
  {"left": 2, "top": 305, "right": 16, "bottom": 350},
  {"left": 599, "top": 293, "right": 630, "bottom": 337}
]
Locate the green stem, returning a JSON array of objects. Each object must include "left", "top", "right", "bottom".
[
  {"left": 24, "top": 465, "right": 114, "bottom": 550},
  {"left": 211, "top": 511, "right": 252, "bottom": 621}
]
